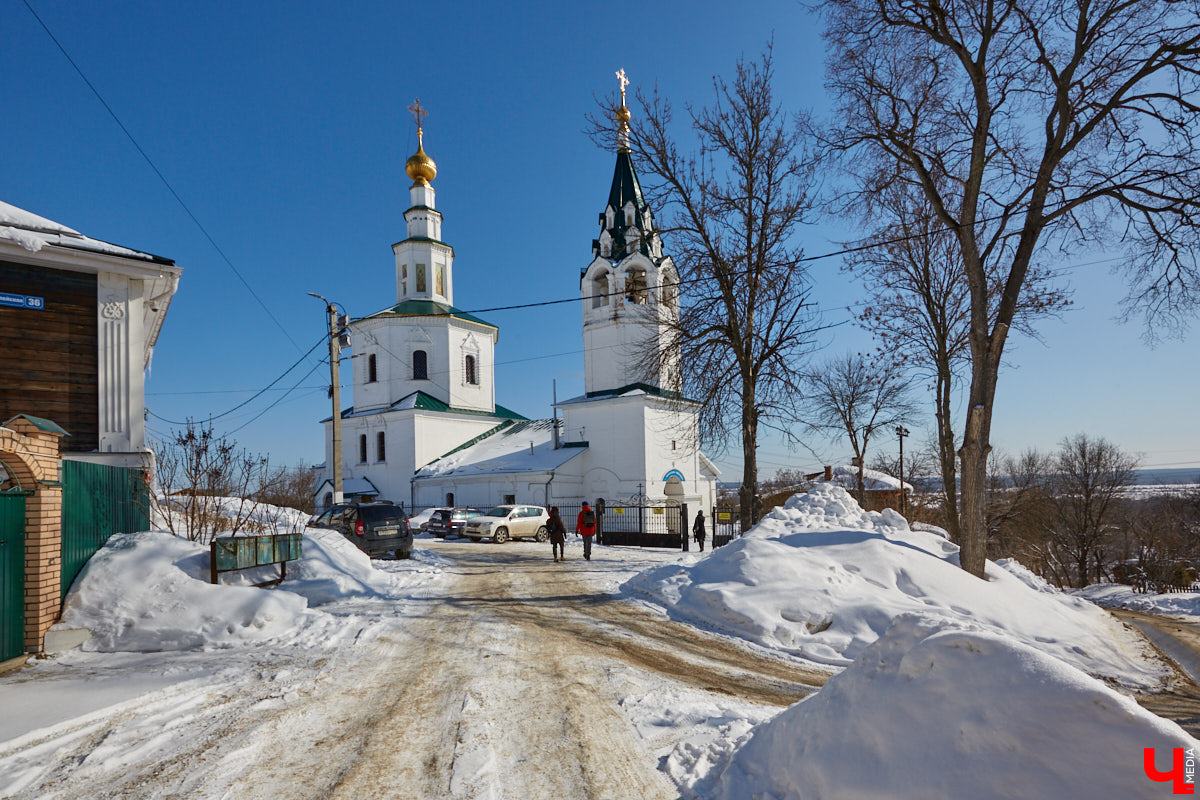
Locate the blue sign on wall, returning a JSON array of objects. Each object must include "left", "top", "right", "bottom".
[{"left": 0, "top": 292, "right": 44, "bottom": 310}]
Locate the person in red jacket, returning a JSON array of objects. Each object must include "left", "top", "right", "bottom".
[{"left": 576, "top": 501, "right": 597, "bottom": 561}]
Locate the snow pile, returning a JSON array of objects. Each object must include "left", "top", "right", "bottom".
[
  {"left": 624, "top": 484, "right": 1164, "bottom": 686},
  {"left": 816, "top": 463, "right": 912, "bottom": 491},
  {"left": 152, "top": 496, "right": 311, "bottom": 534},
  {"left": 59, "top": 531, "right": 313, "bottom": 652},
  {"left": 57, "top": 524, "right": 436, "bottom": 652},
  {"left": 695, "top": 614, "right": 1196, "bottom": 800},
  {"left": 1078, "top": 583, "right": 1200, "bottom": 621},
  {"left": 284, "top": 529, "right": 402, "bottom": 604}
]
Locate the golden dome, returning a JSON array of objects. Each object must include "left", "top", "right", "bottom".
[
  {"left": 615, "top": 103, "right": 631, "bottom": 125},
  {"left": 405, "top": 129, "right": 437, "bottom": 186}
]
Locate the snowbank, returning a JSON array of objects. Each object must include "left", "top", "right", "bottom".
[
  {"left": 59, "top": 531, "right": 313, "bottom": 652},
  {"left": 623, "top": 484, "right": 1164, "bottom": 687},
  {"left": 1077, "top": 583, "right": 1200, "bottom": 621},
  {"left": 57, "top": 526, "right": 435, "bottom": 652},
  {"left": 696, "top": 615, "right": 1197, "bottom": 800},
  {"left": 284, "top": 529, "right": 402, "bottom": 604}
]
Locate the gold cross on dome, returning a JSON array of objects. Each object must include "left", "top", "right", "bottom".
[
  {"left": 616, "top": 68, "right": 629, "bottom": 103},
  {"left": 407, "top": 98, "right": 429, "bottom": 130}
]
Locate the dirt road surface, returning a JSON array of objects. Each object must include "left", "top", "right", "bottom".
[
  {"left": 1111, "top": 608, "right": 1200, "bottom": 738},
  {"left": 2, "top": 542, "right": 827, "bottom": 799}
]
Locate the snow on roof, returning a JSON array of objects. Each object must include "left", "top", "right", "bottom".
[
  {"left": 415, "top": 419, "right": 585, "bottom": 478},
  {"left": 313, "top": 476, "right": 380, "bottom": 497},
  {"left": 0, "top": 199, "right": 173, "bottom": 265},
  {"left": 815, "top": 464, "right": 912, "bottom": 492}
]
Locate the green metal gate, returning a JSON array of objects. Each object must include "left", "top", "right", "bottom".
[
  {"left": 0, "top": 491, "right": 27, "bottom": 661},
  {"left": 61, "top": 461, "right": 149, "bottom": 596}
]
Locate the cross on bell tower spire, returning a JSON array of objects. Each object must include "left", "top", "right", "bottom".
[{"left": 614, "top": 69, "right": 632, "bottom": 153}]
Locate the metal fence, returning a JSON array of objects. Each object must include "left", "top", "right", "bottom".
[
  {"left": 712, "top": 505, "right": 739, "bottom": 548},
  {"left": 61, "top": 460, "right": 150, "bottom": 596}
]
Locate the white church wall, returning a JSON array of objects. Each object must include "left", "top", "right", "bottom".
[
  {"left": 561, "top": 396, "right": 648, "bottom": 501},
  {"left": 446, "top": 325, "right": 495, "bottom": 412}
]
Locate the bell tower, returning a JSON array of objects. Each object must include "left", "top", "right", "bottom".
[
  {"left": 393, "top": 99, "right": 452, "bottom": 305},
  {"left": 578, "top": 71, "right": 680, "bottom": 396}
]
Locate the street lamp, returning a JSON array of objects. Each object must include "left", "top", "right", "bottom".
[
  {"left": 309, "top": 292, "right": 348, "bottom": 506},
  {"left": 896, "top": 425, "right": 910, "bottom": 516}
]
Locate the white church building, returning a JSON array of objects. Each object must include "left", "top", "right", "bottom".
[{"left": 317, "top": 90, "right": 718, "bottom": 516}]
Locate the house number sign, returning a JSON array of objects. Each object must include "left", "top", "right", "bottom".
[{"left": 0, "top": 292, "right": 44, "bottom": 310}]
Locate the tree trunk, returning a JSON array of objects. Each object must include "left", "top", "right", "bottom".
[
  {"left": 934, "top": 357, "right": 960, "bottom": 543},
  {"left": 739, "top": 378, "right": 758, "bottom": 533}
]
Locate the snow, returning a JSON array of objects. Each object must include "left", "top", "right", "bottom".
[
  {"left": 815, "top": 463, "right": 912, "bottom": 491},
  {"left": 1077, "top": 583, "right": 1200, "bottom": 620},
  {"left": 623, "top": 484, "right": 1166, "bottom": 686},
  {"left": 1, "top": 489, "right": 1194, "bottom": 798},
  {"left": 693, "top": 614, "right": 1196, "bottom": 800},
  {"left": 0, "top": 199, "right": 158, "bottom": 260},
  {"left": 416, "top": 418, "right": 585, "bottom": 477}
]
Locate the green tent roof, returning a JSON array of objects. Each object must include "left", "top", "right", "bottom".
[{"left": 364, "top": 299, "right": 496, "bottom": 330}]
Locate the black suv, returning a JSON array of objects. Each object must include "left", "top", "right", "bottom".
[
  {"left": 426, "top": 507, "right": 483, "bottom": 539},
  {"left": 308, "top": 501, "right": 413, "bottom": 559}
]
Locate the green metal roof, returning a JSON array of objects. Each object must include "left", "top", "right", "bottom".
[
  {"left": 397, "top": 391, "right": 527, "bottom": 419},
  {"left": 364, "top": 299, "right": 496, "bottom": 330},
  {"left": 322, "top": 391, "right": 528, "bottom": 423},
  {"left": 3, "top": 414, "right": 70, "bottom": 436}
]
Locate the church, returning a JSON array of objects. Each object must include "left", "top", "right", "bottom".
[{"left": 316, "top": 81, "right": 719, "bottom": 517}]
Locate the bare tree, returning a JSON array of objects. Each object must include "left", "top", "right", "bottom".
[
  {"left": 1046, "top": 434, "right": 1139, "bottom": 588},
  {"left": 151, "top": 422, "right": 272, "bottom": 544},
  {"left": 846, "top": 183, "right": 1068, "bottom": 542},
  {"left": 821, "top": 0, "right": 1200, "bottom": 576},
  {"left": 591, "top": 46, "right": 821, "bottom": 529},
  {"left": 804, "top": 353, "right": 917, "bottom": 502}
]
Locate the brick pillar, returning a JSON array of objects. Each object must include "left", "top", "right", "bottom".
[{"left": 24, "top": 486, "right": 62, "bottom": 653}]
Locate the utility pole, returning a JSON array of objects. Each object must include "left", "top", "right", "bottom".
[
  {"left": 309, "top": 293, "right": 345, "bottom": 506},
  {"left": 896, "top": 425, "right": 910, "bottom": 517}
]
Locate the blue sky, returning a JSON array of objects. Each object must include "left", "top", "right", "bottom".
[{"left": 5, "top": 0, "right": 1198, "bottom": 480}]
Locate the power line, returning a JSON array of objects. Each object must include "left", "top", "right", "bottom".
[
  {"left": 147, "top": 334, "right": 326, "bottom": 425},
  {"left": 21, "top": 0, "right": 306, "bottom": 355}
]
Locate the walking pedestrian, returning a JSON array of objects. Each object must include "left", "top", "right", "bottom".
[
  {"left": 547, "top": 506, "right": 566, "bottom": 562},
  {"left": 576, "top": 501, "right": 597, "bottom": 561},
  {"left": 693, "top": 509, "right": 706, "bottom": 552}
]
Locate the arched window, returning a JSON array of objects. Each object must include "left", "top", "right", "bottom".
[
  {"left": 625, "top": 267, "right": 647, "bottom": 304},
  {"left": 358, "top": 434, "right": 367, "bottom": 463},
  {"left": 413, "top": 350, "right": 428, "bottom": 380},
  {"left": 446, "top": 492, "right": 455, "bottom": 506},
  {"left": 376, "top": 431, "right": 386, "bottom": 462},
  {"left": 592, "top": 272, "right": 609, "bottom": 308},
  {"left": 661, "top": 269, "right": 677, "bottom": 310},
  {"left": 323, "top": 492, "right": 332, "bottom": 510},
  {"left": 367, "top": 353, "right": 377, "bottom": 383},
  {"left": 465, "top": 354, "right": 478, "bottom": 385}
]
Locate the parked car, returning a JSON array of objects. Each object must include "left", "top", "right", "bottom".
[
  {"left": 308, "top": 501, "right": 413, "bottom": 558},
  {"left": 461, "top": 505, "right": 550, "bottom": 543},
  {"left": 426, "top": 507, "right": 483, "bottom": 539}
]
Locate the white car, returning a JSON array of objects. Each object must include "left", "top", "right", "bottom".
[{"left": 462, "top": 505, "right": 550, "bottom": 543}]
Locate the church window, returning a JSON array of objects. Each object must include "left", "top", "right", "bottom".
[
  {"left": 358, "top": 434, "right": 367, "bottom": 464},
  {"left": 661, "top": 269, "right": 677, "bottom": 310},
  {"left": 367, "top": 353, "right": 377, "bottom": 383},
  {"left": 625, "top": 267, "right": 647, "bottom": 304},
  {"left": 413, "top": 350, "right": 428, "bottom": 380},
  {"left": 446, "top": 492, "right": 455, "bottom": 506},
  {"left": 417, "top": 264, "right": 427, "bottom": 293},
  {"left": 592, "top": 272, "right": 609, "bottom": 308},
  {"left": 435, "top": 266, "right": 444, "bottom": 296},
  {"left": 465, "top": 354, "right": 478, "bottom": 385},
  {"left": 376, "top": 431, "right": 386, "bottom": 462},
  {"left": 504, "top": 494, "right": 516, "bottom": 505}
]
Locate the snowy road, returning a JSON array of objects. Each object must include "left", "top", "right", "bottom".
[{"left": 0, "top": 541, "right": 827, "bottom": 799}]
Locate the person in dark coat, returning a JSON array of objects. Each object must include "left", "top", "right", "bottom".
[
  {"left": 693, "top": 509, "right": 707, "bottom": 552},
  {"left": 576, "top": 501, "right": 597, "bottom": 561},
  {"left": 547, "top": 506, "right": 566, "bottom": 562}
]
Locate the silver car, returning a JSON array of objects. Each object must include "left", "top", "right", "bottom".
[{"left": 462, "top": 505, "right": 550, "bottom": 543}]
